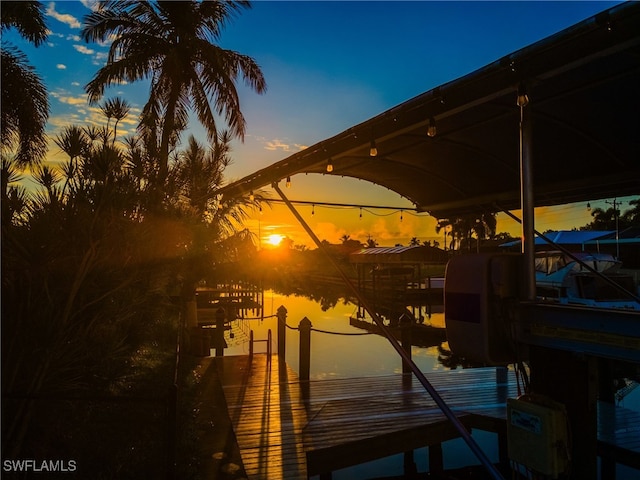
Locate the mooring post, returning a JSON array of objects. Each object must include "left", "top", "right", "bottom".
[
  {"left": 277, "top": 305, "right": 287, "bottom": 358},
  {"left": 299, "top": 317, "right": 312, "bottom": 381},
  {"left": 215, "top": 308, "right": 225, "bottom": 357}
]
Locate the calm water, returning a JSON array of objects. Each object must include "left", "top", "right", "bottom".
[{"left": 221, "top": 290, "right": 639, "bottom": 480}]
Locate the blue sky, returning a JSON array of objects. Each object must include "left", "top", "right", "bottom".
[{"left": 5, "top": 0, "right": 630, "bottom": 247}]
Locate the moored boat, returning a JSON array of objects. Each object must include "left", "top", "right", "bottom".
[{"left": 535, "top": 251, "right": 640, "bottom": 310}]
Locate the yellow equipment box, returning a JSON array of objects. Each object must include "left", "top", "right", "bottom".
[{"left": 507, "top": 396, "right": 570, "bottom": 478}]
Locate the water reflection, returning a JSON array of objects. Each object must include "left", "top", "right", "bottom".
[{"left": 225, "top": 289, "right": 457, "bottom": 379}]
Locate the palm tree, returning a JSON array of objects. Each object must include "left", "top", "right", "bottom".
[
  {"left": 621, "top": 199, "right": 640, "bottom": 227},
  {"left": 435, "top": 219, "right": 453, "bottom": 251},
  {"left": 100, "top": 97, "right": 131, "bottom": 146},
  {"left": 1, "top": 1, "right": 49, "bottom": 165},
  {"left": 435, "top": 212, "right": 497, "bottom": 252},
  {"left": 81, "top": 0, "right": 267, "bottom": 180}
]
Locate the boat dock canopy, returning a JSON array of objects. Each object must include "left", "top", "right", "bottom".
[
  {"left": 216, "top": 2, "right": 640, "bottom": 219},
  {"left": 350, "top": 246, "right": 449, "bottom": 265}
]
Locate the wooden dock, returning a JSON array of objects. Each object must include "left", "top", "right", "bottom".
[{"left": 214, "top": 354, "right": 640, "bottom": 479}]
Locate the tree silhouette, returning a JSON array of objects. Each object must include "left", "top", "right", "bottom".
[
  {"left": 1, "top": 0, "right": 49, "bottom": 165},
  {"left": 82, "top": 0, "right": 266, "bottom": 180}
]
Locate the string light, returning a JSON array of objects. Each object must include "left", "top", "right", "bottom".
[
  {"left": 427, "top": 117, "right": 437, "bottom": 137},
  {"left": 311, "top": 204, "right": 315, "bottom": 215},
  {"left": 516, "top": 83, "right": 529, "bottom": 107},
  {"left": 359, "top": 207, "right": 363, "bottom": 219},
  {"left": 249, "top": 191, "right": 254, "bottom": 201},
  {"left": 369, "top": 138, "right": 378, "bottom": 157},
  {"left": 286, "top": 176, "right": 291, "bottom": 188},
  {"left": 326, "top": 159, "right": 334, "bottom": 173}
]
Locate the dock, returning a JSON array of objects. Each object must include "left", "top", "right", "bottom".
[{"left": 214, "top": 354, "right": 640, "bottom": 479}]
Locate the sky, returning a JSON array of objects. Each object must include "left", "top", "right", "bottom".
[{"left": 5, "top": 0, "right": 635, "bottom": 248}]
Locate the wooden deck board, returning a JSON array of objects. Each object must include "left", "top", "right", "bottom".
[{"left": 214, "top": 354, "right": 639, "bottom": 479}]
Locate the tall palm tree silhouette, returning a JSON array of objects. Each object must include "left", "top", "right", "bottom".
[{"left": 82, "top": 0, "right": 266, "bottom": 180}]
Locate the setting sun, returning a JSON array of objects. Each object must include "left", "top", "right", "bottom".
[{"left": 267, "top": 234, "right": 284, "bottom": 246}]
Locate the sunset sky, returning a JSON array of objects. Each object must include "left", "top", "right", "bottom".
[{"left": 6, "top": 0, "right": 635, "bottom": 248}]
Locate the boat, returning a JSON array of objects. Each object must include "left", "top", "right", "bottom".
[{"left": 535, "top": 251, "right": 640, "bottom": 310}]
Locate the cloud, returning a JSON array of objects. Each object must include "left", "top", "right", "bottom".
[
  {"left": 56, "top": 64, "right": 67, "bottom": 70},
  {"left": 264, "top": 139, "right": 292, "bottom": 152},
  {"left": 264, "top": 138, "right": 307, "bottom": 152},
  {"left": 47, "top": 2, "right": 81, "bottom": 29},
  {"left": 80, "top": 0, "right": 99, "bottom": 12},
  {"left": 73, "top": 45, "right": 95, "bottom": 55},
  {"left": 51, "top": 91, "right": 87, "bottom": 106}
]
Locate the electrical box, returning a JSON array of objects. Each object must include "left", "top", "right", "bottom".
[
  {"left": 507, "top": 396, "right": 570, "bottom": 478},
  {"left": 444, "top": 253, "right": 522, "bottom": 364}
]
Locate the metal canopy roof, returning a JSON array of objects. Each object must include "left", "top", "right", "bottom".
[
  {"left": 349, "top": 246, "right": 450, "bottom": 265},
  {"left": 217, "top": 3, "right": 640, "bottom": 219}
]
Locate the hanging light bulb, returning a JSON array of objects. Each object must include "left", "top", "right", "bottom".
[
  {"left": 359, "top": 207, "right": 363, "bottom": 219},
  {"left": 587, "top": 202, "right": 591, "bottom": 212},
  {"left": 369, "top": 138, "right": 378, "bottom": 157},
  {"left": 286, "top": 176, "right": 291, "bottom": 188},
  {"left": 400, "top": 210, "right": 404, "bottom": 222},
  {"left": 326, "top": 159, "right": 334, "bottom": 173},
  {"left": 427, "top": 117, "right": 437, "bottom": 137},
  {"left": 311, "top": 204, "right": 315, "bottom": 216},
  {"left": 516, "top": 83, "right": 529, "bottom": 107},
  {"left": 249, "top": 191, "right": 255, "bottom": 201}
]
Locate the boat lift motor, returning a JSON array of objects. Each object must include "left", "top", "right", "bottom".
[{"left": 444, "top": 253, "right": 524, "bottom": 365}]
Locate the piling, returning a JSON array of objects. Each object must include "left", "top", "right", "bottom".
[
  {"left": 215, "top": 308, "right": 225, "bottom": 357},
  {"left": 277, "top": 305, "right": 287, "bottom": 358},
  {"left": 299, "top": 317, "right": 312, "bottom": 381}
]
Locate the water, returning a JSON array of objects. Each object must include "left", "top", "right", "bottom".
[{"left": 222, "top": 290, "right": 639, "bottom": 479}]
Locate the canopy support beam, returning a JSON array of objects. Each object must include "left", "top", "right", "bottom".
[{"left": 519, "top": 91, "right": 536, "bottom": 301}]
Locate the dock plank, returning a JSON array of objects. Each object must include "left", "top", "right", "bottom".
[{"left": 214, "top": 355, "right": 639, "bottom": 479}]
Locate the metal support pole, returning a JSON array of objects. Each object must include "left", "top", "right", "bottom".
[
  {"left": 273, "top": 183, "right": 505, "bottom": 480},
  {"left": 519, "top": 90, "right": 536, "bottom": 301}
]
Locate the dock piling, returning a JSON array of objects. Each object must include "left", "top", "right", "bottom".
[
  {"left": 215, "top": 308, "right": 225, "bottom": 357},
  {"left": 299, "top": 317, "right": 312, "bottom": 381},
  {"left": 277, "top": 305, "right": 287, "bottom": 358}
]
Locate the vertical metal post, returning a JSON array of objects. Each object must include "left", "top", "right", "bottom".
[
  {"left": 277, "top": 305, "right": 287, "bottom": 358},
  {"left": 519, "top": 88, "right": 536, "bottom": 301},
  {"left": 299, "top": 317, "right": 312, "bottom": 381},
  {"left": 215, "top": 308, "right": 225, "bottom": 357}
]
